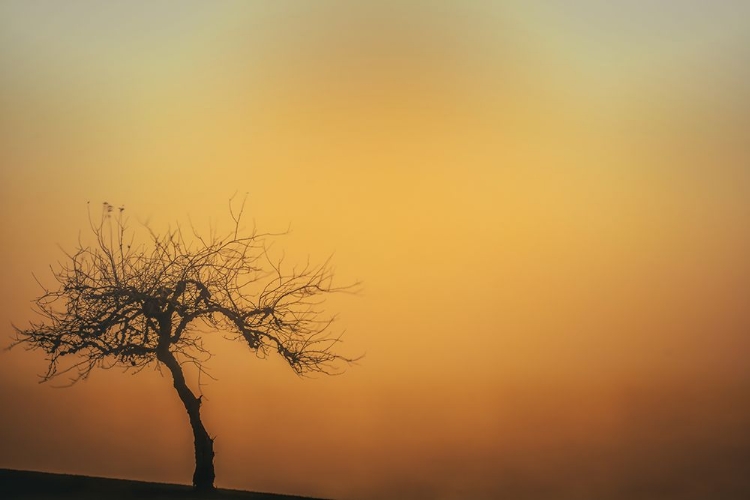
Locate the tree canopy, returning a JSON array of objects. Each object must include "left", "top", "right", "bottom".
[{"left": 12, "top": 198, "right": 358, "bottom": 490}]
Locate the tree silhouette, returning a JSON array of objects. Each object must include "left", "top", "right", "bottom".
[{"left": 11, "top": 199, "right": 357, "bottom": 491}]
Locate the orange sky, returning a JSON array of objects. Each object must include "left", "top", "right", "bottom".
[{"left": 2, "top": 2, "right": 750, "bottom": 499}]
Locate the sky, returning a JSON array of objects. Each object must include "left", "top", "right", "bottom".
[{"left": 1, "top": 1, "right": 749, "bottom": 499}]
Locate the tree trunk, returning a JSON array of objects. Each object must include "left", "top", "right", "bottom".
[{"left": 156, "top": 346, "right": 215, "bottom": 491}]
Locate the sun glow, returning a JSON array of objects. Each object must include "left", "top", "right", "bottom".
[{"left": 2, "top": 1, "right": 750, "bottom": 499}]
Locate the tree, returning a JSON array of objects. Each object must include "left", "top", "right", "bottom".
[{"left": 11, "top": 199, "right": 357, "bottom": 491}]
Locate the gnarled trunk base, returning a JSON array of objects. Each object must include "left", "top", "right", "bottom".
[{"left": 191, "top": 414, "right": 215, "bottom": 491}]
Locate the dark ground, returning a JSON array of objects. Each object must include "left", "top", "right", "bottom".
[{"left": 0, "top": 469, "right": 327, "bottom": 500}]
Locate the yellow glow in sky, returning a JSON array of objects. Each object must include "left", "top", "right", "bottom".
[{"left": 2, "top": 2, "right": 750, "bottom": 499}]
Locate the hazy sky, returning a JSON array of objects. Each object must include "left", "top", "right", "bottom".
[{"left": 2, "top": 2, "right": 749, "bottom": 499}]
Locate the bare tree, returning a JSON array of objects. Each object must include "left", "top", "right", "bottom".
[{"left": 11, "top": 198, "right": 358, "bottom": 491}]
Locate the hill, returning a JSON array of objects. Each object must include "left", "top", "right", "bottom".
[{"left": 0, "top": 469, "right": 327, "bottom": 500}]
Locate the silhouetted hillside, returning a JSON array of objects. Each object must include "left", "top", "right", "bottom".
[{"left": 0, "top": 469, "right": 327, "bottom": 500}]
